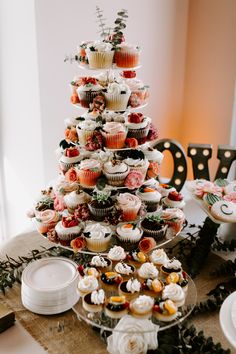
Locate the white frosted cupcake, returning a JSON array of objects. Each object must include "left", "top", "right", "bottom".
[
  {"left": 103, "top": 160, "right": 130, "bottom": 186},
  {"left": 78, "top": 159, "right": 102, "bottom": 187},
  {"left": 76, "top": 120, "right": 99, "bottom": 145},
  {"left": 136, "top": 185, "right": 161, "bottom": 212},
  {"left": 116, "top": 223, "right": 143, "bottom": 244},
  {"left": 118, "top": 278, "right": 141, "bottom": 301},
  {"left": 129, "top": 295, "right": 154, "bottom": 319},
  {"left": 85, "top": 41, "right": 114, "bottom": 69},
  {"left": 162, "top": 191, "right": 185, "bottom": 210},
  {"left": 77, "top": 276, "right": 99, "bottom": 297},
  {"left": 137, "top": 262, "right": 159, "bottom": 281},
  {"left": 108, "top": 246, "right": 126, "bottom": 264},
  {"left": 102, "top": 122, "right": 127, "bottom": 149},
  {"left": 64, "top": 190, "right": 91, "bottom": 214},
  {"left": 104, "top": 83, "right": 131, "bottom": 111},
  {"left": 117, "top": 193, "right": 142, "bottom": 221},
  {"left": 82, "top": 289, "right": 106, "bottom": 313},
  {"left": 125, "top": 113, "right": 151, "bottom": 140},
  {"left": 83, "top": 222, "right": 112, "bottom": 252},
  {"left": 124, "top": 151, "right": 149, "bottom": 178},
  {"left": 149, "top": 249, "right": 169, "bottom": 268},
  {"left": 114, "top": 43, "right": 141, "bottom": 68},
  {"left": 162, "top": 283, "right": 185, "bottom": 307},
  {"left": 59, "top": 147, "right": 81, "bottom": 173},
  {"left": 55, "top": 216, "right": 82, "bottom": 246}
]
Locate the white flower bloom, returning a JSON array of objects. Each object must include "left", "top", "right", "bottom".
[{"left": 107, "top": 315, "right": 158, "bottom": 354}]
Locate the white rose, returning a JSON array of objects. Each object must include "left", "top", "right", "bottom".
[{"left": 107, "top": 315, "right": 158, "bottom": 354}]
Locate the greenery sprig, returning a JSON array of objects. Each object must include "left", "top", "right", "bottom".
[
  {"left": 212, "top": 238, "right": 236, "bottom": 252},
  {"left": 210, "top": 258, "right": 236, "bottom": 276},
  {"left": 95, "top": 6, "right": 110, "bottom": 40}
]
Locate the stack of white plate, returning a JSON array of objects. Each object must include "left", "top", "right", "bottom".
[{"left": 21, "top": 257, "right": 80, "bottom": 315}]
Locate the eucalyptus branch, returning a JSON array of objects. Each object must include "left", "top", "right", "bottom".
[{"left": 212, "top": 237, "right": 236, "bottom": 252}]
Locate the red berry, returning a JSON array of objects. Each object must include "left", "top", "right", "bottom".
[
  {"left": 128, "top": 113, "right": 144, "bottom": 124},
  {"left": 121, "top": 70, "right": 136, "bottom": 78},
  {"left": 65, "top": 148, "right": 79, "bottom": 157},
  {"left": 124, "top": 301, "right": 130, "bottom": 308},
  {"left": 153, "top": 305, "right": 161, "bottom": 313},
  {"left": 78, "top": 265, "right": 84, "bottom": 276},
  {"left": 168, "top": 191, "right": 183, "bottom": 202}
]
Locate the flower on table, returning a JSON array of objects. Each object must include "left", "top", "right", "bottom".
[{"left": 107, "top": 315, "right": 158, "bottom": 354}]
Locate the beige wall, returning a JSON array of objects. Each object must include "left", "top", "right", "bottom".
[{"left": 180, "top": 0, "right": 236, "bottom": 179}]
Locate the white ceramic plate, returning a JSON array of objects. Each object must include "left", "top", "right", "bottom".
[
  {"left": 219, "top": 291, "right": 236, "bottom": 349},
  {"left": 22, "top": 257, "right": 79, "bottom": 292},
  {"left": 231, "top": 296, "right": 236, "bottom": 331}
]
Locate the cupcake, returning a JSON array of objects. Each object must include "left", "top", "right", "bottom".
[
  {"left": 160, "top": 208, "right": 185, "bottom": 234},
  {"left": 129, "top": 295, "right": 154, "bottom": 319},
  {"left": 100, "top": 272, "right": 123, "bottom": 292},
  {"left": 59, "top": 147, "right": 81, "bottom": 173},
  {"left": 82, "top": 289, "right": 106, "bottom": 313},
  {"left": 117, "top": 193, "right": 142, "bottom": 221},
  {"left": 102, "top": 122, "right": 127, "bottom": 149},
  {"left": 165, "top": 271, "right": 189, "bottom": 294},
  {"left": 88, "top": 192, "right": 114, "bottom": 221},
  {"left": 90, "top": 255, "right": 112, "bottom": 273},
  {"left": 125, "top": 113, "right": 151, "bottom": 140},
  {"left": 124, "top": 78, "right": 149, "bottom": 108},
  {"left": 78, "top": 159, "right": 102, "bottom": 187},
  {"left": 102, "top": 110, "right": 126, "bottom": 123},
  {"left": 108, "top": 245, "right": 127, "bottom": 265},
  {"left": 55, "top": 216, "right": 82, "bottom": 246},
  {"left": 85, "top": 41, "right": 114, "bottom": 69},
  {"left": 142, "top": 147, "right": 164, "bottom": 179},
  {"left": 105, "top": 296, "right": 129, "bottom": 319},
  {"left": 149, "top": 249, "right": 169, "bottom": 268},
  {"left": 157, "top": 184, "right": 176, "bottom": 198},
  {"left": 114, "top": 43, "right": 140, "bottom": 68},
  {"left": 137, "top": 262, "right": 159, "bottom": 281},
  {"left": 103, "top": 160, "right": 130, "bottom": 186},
  {"left": 83, "top": 222, "right": 112, "bottom": 252},
  {"left": 126, "top": 250, "right": 148, "bottom": 268},
  {"left": 162, "top": 191, "right": 185, "bottom": 210},
  {"left": 104, "top": 83, "right": 131, "bottom": 111},
  {"left": 116, "top": 223, "right": 143, "bottom": 247},
  {"left": 118, "top": 278, "right": 141, "bottom": 301},
  {"left": 64, "top": 189, "right": 91, "bottom": 214},
  {"left": 76, "top": 77, "right": 103, "bottom": 108},
  {"left": 35, "top": 210, "right": 60, "bottom": 234},
  {"left": 76, "top": 120, "right": 100, "bottom": 145},
  {"left": 153, "top": 299, "right": 178, "bottom": 322},
  {"left": 136, "top": 185, "right": 161, "bottom": 212},
  {"left": 140, "top": 215, "right": 168, "bottom": 241},
  {"left": 161, "top": 259, "right": 182, "bottom": 276},
  {"left": 114, "top": 262, "right": 136, "bottom": 281},
  {"left": 141, "top": 278, "right": 164, "bottom": 298},
  {"left": 77, "top": 275, "right": 99, "bottom": 297},
  {"left": 123, "top": 150, "right": 149, "bottom": 178},
  {"left": 162, "top": 283, "right": 185, "bottom": 307}
]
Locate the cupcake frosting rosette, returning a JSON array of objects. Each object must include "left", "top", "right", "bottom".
[
  {"left": 102, "top": 122, "right": 128, "bottom": 149},
  {"left": 103, "top": 160, "right": 130, "bottom": 186},
  {"left": 82, "top": 222, "right": 112, "bottom": 252},
  {"left": 85, "top": 41, "right": 115, "bottom": 69},
  {"left": 78, "top": 159, "right": 102, "bottom": 187},
  {"left": 104, "top": 82, "right": 131, "bottom": 111}
]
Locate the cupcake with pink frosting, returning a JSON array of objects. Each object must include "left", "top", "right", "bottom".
[
  {"left": 117, "top": 193, "right": 142, "bottom": 221},
  {"left": 35, "top": 210, "right": 60, "bottom": 234},
  {"left": 114, "top": 43, "right": 141, "bottom": 68},
  {"left": 102, "top": 122, "right": 127, "bottom": 149},
  {"left": 78, "top": 159, "right": 102, "bottom": 187}
]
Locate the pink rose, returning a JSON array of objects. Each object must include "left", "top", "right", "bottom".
[
  {"left": 54, "top": 195, "right": 66, "bottom": 211},
  {"left": 124, "top": 171, "right": 144, "bottom": 189},
  {"left": 65, "top": 167, "right": 79, "bottom": 183},
  {"left": 223, "top": 191, "right": 236, "bottom": 203}
]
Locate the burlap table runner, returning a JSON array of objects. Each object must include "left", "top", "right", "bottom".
[{"left": 0, "top": 232, "right": 235, "bottom": 353}]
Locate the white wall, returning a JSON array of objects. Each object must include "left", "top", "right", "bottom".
[{"left": 0, "top": 0, "right": 44, "bottom": 239}]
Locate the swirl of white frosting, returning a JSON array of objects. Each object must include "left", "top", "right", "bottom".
[
  {"left": 83, "top": 223, "right": 111, "bottom": 240},
  {"left": 79, "top": 159, "right": 101, "bottom": 171},
  {"left": 164, "top": 197, "right": 185, "bottom": 209},
  {"left": 55, "top": 221, "right": 81, "bottom": 236},
  {"left": 36, "top": 210, "right": 59, "bottom": 224},
  {"left": 143, "top": 148, "right": 164, "bottom": 163},
  {"left": 103, "top": 122, "right": 126, "bottom": 134},
  {"left": 162, "top": 283, "right": 185, "bottom": 303},
  {"left": 138, "top": 262, "right": 159, "bottom": 279},
  {"left": 115, "top": 262, "right": 133, "bottom": 275},
  {"left": 77, "top": 83, "right": 102, "bottom": 92},
  {"left": 124, "top": 157, "right": 149, "bottom": 168},
  {"left": 126, "top": 279, "right": 141, "bottom": 293},
  {"left": 149, "top": 249, "right": 169, "bottom": 265},
  {"left": 116, "top": 224, "right": 142, "bottom": 239},
  {"left": 136, "top": 189, "right": 161, "bottom": 202},
  {"left": 60, "top": 154, "right": 81, "bottom": 164},
  {"left": 102, "top": 110, "right": 126, "bottom": 123},
  {"left": 78, "top": 276, "right": 98, "bottom": 293},
  {"left": 124, "top": 78, "right": 144, "bottom": 91},
  {"left": 164, "top": 259, "right": 182, "bottom": 270},
  {"left": 77, "top": 120, "right": 98, "bottom": 131},
  {"left": 108, "top": 246, "right": 126, "bottom": 261},
  {"left": 90, "top": 256, "right": 108, "bottom": 268},
  {"left": 91, "top": 150, "right": 113, "bottom": 163},
  {"left": 81, "top": 110, "right": 100, "bottom": 120},
  {"left": 117, "top": 193, "right": 142, "bottom": 209},
  {"left": 64, "top": 190, "right": 90, "bottom": 208},
  {"left": 87, "top": 40, "right": 113, "bottom": 52},
  {"left": 103, "top": 160, "right": 129, "bottom": 174},
  {"left": 131, "top": 295, "right": 154, "bottom": 313},
  {"left": 91, "top": 289, "right": 105, "bottom": 305},
  {"left": 106, "top": 82, "right": 130, "bottom": 95}
]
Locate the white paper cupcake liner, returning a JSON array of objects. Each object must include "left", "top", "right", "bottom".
[
  {"left": 104, "top": 92, "right": 131, "bottom": 111},
  {"left": 86, "top": 51, "right": 114, "bottom": 69}
]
